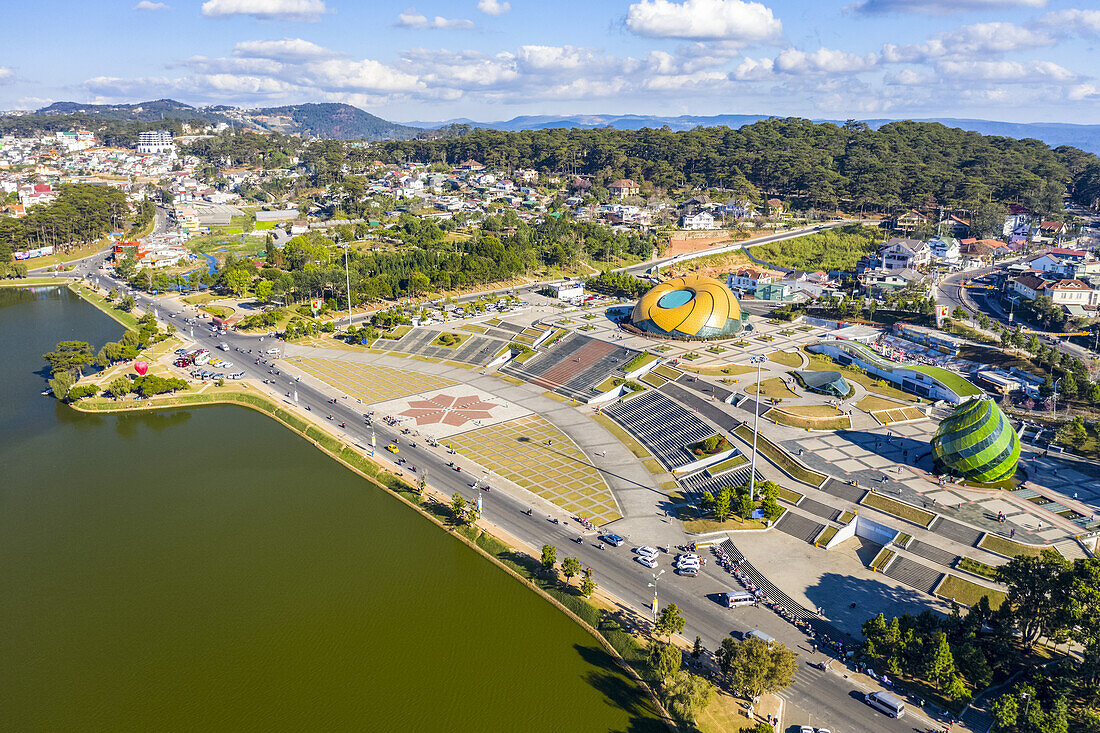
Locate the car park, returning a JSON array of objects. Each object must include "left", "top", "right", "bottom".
[
  {"left": 600, "top": 534, "right": 625, "bottom": 547},
  {"left": 634, "top": 555, "right": 658, "bottom": 568}
]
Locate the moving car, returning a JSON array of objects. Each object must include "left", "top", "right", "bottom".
[
  {"left": 600, "top": 534, "right": 625, "bottom": 547},
  {"left": 386, "top": 444, "right": 399, "bottom": 454},
  {"left": 865, "top": 690, "right": 905, "bottom": 718},
  {"left": 720, "top": 591, "right": 755, "bottom": 608}
]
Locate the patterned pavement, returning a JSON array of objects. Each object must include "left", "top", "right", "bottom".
[{"left": 286, "top": 356, "right": 457, "bottom": 404}]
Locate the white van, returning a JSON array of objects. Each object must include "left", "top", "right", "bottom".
[
  {"left": 865, "top": 691, "right": 905, "bottom": 718},
  {"left": 745, "top": 629, "right": 775, "bottom": 645},
  {"left": 722, "top": 591, "right": 755, "bottom": 608},
  {"left": 266, "top": 348, "right": 281, "bottom": 355}
]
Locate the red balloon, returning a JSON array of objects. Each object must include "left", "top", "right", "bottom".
[{"left": 134, "top": 361, "right": 148, "bottom": 376}]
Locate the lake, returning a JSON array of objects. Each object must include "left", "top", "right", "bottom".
[{"left": 0, "top": 285, "right": 661, "bottom": 731}]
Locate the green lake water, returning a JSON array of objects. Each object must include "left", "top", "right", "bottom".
[{"left": 0, "top": 286, "right": 661, "bottom": 732}]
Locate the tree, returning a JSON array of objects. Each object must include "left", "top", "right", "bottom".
[
  {"left": 450, "top": 492, "right": 467, "bottom": 525},
  {"left": 43, "top": 340, "right": 95, "bottom": 378},
  {"left": 119, "top": 294, "right": 136, "bottom": 312},
  {"left": 925, "top": 632, "right": 956, "bottom": 688},
  {"left": 945, "top": 674, "right": 971, "bottom": 703},
  {"left": 713, "top": 485, "right": 732, "bottom": 522},
  {"left": 579, "top": 573, "right": 596, "bottom": 598},
  {"left": 561, "top": 556, "right": 582, "bottom": 586},
  {"left": 996, "top": 549, "right": 1071, "bottom": 644},
  {"left": 952, "top": 305, "right": 968, "bottom": 321},
  {"left": 647, "top": 640, "right": 682, "bottom": 684},
  {"left": 716, "top": 636, "right": 737, "bottom": 676},
  {"left": 254, "top": 279, "right": 274, "bottom": 303},
  {"left": 47, "top": 371, "right": 74, "bottom": 400},
  {"left": 655, "top": 602, "right": 685, "bottom": 641},
  {"left": 224, "top": 268, "right": 251, "bottom": 298},
  {"left": 691, "top": 635, "right": 703, "bottom": 660},
  {"left": 663, "top": 670, "right": 715, "bottom": 724},
  {"left": 540, "top": 544, "right": 557, "bottom": 575},
  {"left": 991, "top": 692, "right": 1018, "bottom": 729},
  {"left": 727, "top": 638, "right": 796, "bottom": 699},
  {"left": 107, "top": 376, "right": 132, "bottom": 398}
]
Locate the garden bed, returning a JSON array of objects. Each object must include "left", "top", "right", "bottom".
[
  {"left": 860, "top": 492, "right": 936, "bottom": 527},
  {"left": 815, "top": 526, "right": 838, "bottom": 546},
  {"left": 622, "top": 352, "right": 659, "bottom": 373},
  {"left": 688, "top": 435, "right": 734, "bottom": 458},
  {"left": 707, "top": 454, "right": 749, "bottom": 474},
  {"left": 432, "top": 332, "right": 469, "bottom": 348},
  {"left": 934, "top": 574, "right": 1006, "bottom": 610},
  {"left": 732, "top": 424, "right": 827, "bottom": 486},
  {"left": 957, "top": 557, "right": 999, "bottom": 580},
  {"left": 869, "top": 547, "right": 895, "bottom": 572},
  {"left": 977, "top": 533, "right": 1048, "bottom": 559},
  {"left": 764, "top": 405, "right": 850, "bottom": 430}
]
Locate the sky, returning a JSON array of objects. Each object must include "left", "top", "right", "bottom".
[{"left": 2, "top": 0, "right": 1099, "bottom": 123}]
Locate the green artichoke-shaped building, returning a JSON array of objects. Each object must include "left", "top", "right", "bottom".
[{"left": 931, "top": 397, "right": 1020, "bottom": 483}]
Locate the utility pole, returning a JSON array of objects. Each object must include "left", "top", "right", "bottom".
[
  {"left": 648, "top": 569, "right": 665, "bottom": 623},
  {"left": 747, "top": 354, "right": 769, "bottom": 502}
]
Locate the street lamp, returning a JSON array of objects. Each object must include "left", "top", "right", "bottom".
[
  {"left": 747, "top": 354, "right": 768, "bottom": 502},
  {"left": 648, "top": 569, "right": 665, "bottom": 623},
  {"left": 339, "top": 238, "right": 353, "bottom": 325}
]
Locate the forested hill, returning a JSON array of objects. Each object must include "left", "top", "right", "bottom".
[
  {"left": 35, "top": 99, "right": 231, "bottom": 125},
  {"left": 377, "top": 118, "right": 1100, "bottom": 215},
  {"left": 253, "top": 103, "right": 422, "bottom": 141}
]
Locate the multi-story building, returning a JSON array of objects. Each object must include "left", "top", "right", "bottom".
[{"left": 136, "top": 130, "right": 173, "bottom": 155}]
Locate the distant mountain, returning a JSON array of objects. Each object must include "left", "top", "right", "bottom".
[
  {"left": 36, "top": 98, "right": 231, "bottom": 125},
  {"left": 248, "top": 103, "right": 422, "bottom": 141},
  {"left": 402, "top": 113, "right": 1100, "bottom": 154}
]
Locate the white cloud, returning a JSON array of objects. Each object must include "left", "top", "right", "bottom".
[
  {"left": 0, "top": 67, "right": 14, "bottom": 84},
  {"left": 732, "top": 56, "right": 773, "bottom": 80},
  {"left": 884, "top": 68, "right": 932, "bottom": 85},
  {"left": 477, "top": 0, "right": 511, "bottom": 16},
  {"left": 774, "top": 47, "right": 877, "bottom": 74},
  {"left": 516, "top": 45, "right": 602, "bottom": 72},
  {"left": 201, "top": 0, "right": 327, "bottom": 21},
  {"left": 1041, "top": 9, "right": 1100, "bottom": 35},
  {"left": 401, "top": 48, "right": 519, "bottom": 88},
  {"left": 397, "top": 10, "right": 474, "bottom": 29},
  {"left": 882, "top": 22, "right": 1055, "bottom": 62},
  {"left": 232, "top": 38, "right": 337, "bottom": 60},
  {"left": 935, "top": 58, "right": 1076, "bottom": 82},
  {"left": 1068, "top": 84, "right": 1099, "bottom": 100},
  {"left": 625, "top": 0, "right": 782, "bottom": 43},
  {"left": 849, "top": 0, "right": 1045, "bottom": 14},
  {"left": 134, "top": 1, "right": 168, "bottom": 10},
  {"left": 303, "top": 58, "right": 423, "bottom": 93}
]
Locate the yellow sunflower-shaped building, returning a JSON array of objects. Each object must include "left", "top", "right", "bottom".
[{"left": 631, "top": 275, "right": 745, "bottom": 340}]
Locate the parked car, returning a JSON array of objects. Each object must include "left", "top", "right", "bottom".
[
  {"left": 600, "top": 534, "right": 625, "bottom": 547},
  {"left": 634, "top": 555, "right": 658, "bottom": 569},
  {"left": 633, "top": 546, "right": 659, "bottom": 558}
]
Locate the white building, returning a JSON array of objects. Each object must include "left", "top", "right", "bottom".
[
  {"left": 681, "top": 211, "right": 716, "bottom": 230},
  {"left": 136, "top": 130, "right": 174, "bottom": 155},
  {"left": 547, "top": 280, "right": 585, "bottom": 301}
]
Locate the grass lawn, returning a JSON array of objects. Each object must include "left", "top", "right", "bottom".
[
  {"left": 33, "top": 239, "right": 109, "bottom": 268},
  {"left": 68, "top": 283, "right": 139, "bottom": 330},
  {"left": 767, "top": 350, "right": 803, "bottom": 368},
  {"left": 777, "top": 486, "right": 803, "bottom": 503},
  {"left": 642, "top": 458, "right": 665, "bottom": 475},
  {"left": 0, "top": 277, "right": 72, "bottom": 287},
  {"left": 873, "top": 406, "right": 927, "bottom": 425},
  {"left": 653, "top": 364, "right": 683, "bottom": 379},
  {"left": 709, "top": 454, "right": 749, "bottom": 474},
  {"left": 697, "top": 689, "right": 781, "bottom": 733},
  {"left": 680, "top": 363, "right": 755, "bottom": 376},
  {"left": 432, "top": 332, "right": 469, "bottom": 348},
  {"left": 732, "top": 424, "right": 827, "bottom": 486},
  {"left": 380, "top": 324, "right": 413, "bottom": 340},
  {"left": 957, "top": 557, "right": 999, "bottom": 580},
  {"left": 839, "top": 510, "right": 856, "bottom": 524},
  {"left": 869, "top": 547, "right": 895, "bottom": 571},
  {"left": 622, "top": 352, "right": 659, "bottom": 373},
  {"left": 201, "top": 305, "right": 235, "bottom": 318},
  {"left": 765, "top": 406, "right": 850, "bottom": 430},
  {"left": 802, "top": 349, "right": 919, "bottom": 402},
  {"left": 895, "top": 532, "right": 912, "bottom": 547},
  {"left": 253, "top": 220, "right": 277, "bottom": 231},
  {"left": 742, "top": 377, "right": 797, "bottom": 400},
  {"left": 936, "top": 575, "right": 1006, "bottom": 610},
  {"left": 181, "top": 293, "right": 219, "bottom": 306},
  {"left": 978, "top": 533, "right": 1048, "bottom": 558},
  {"left": 816, "top": 526, "right": 838, "bottom": 546},
  {"left": 460, "top": 324, "right": 488, "bottom": 333},
  {"left": 678, "top": 505, "right": 766, "bottom": 533},
  {"left": 856, "top": 395, "right": 906, "bottom": 412},
  {"left": 861, "top": 492, "right": 936, "bottom": 527},
  {"left": 592, "top": 413, "right": 651, "bottom": 460}
]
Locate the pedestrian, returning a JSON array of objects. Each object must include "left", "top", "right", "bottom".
[{"left": 1011, "top": 529, "right": 1016, "bottom": 538}]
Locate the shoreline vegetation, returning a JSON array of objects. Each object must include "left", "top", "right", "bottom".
[{"left": 70, "top": 388, "right": 677, "bottom": 730}]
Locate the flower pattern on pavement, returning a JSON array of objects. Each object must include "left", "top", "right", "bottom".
[{"left": 400, "top": 393, "right": 500, "bottom": 427}]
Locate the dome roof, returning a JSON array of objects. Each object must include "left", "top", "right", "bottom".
[
  {"left": 931, "top": 397, "right": 1020, "bottom": 483},
  {"left": 631, "top": 275, "right": 743, "bottom": 340}
]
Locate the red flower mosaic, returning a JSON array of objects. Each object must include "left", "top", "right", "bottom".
[{"left": 400, "top": 393, "right": 500, "bottom": 427}]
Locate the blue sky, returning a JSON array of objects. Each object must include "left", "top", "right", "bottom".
[{"left": 2, "top": 0, "right": 1099, "bottom": 123}]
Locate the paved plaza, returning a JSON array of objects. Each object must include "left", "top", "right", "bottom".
[
  {"left": 286, "top": 356, "right": 457, "bottom": 403},
  {"left": 372, "top": 384, "right": 531, "bottom": 439},
  {"left": 448, "top": 414, "right": 622, "bottom": 524}
]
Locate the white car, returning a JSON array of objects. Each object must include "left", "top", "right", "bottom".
[
  {"left": 676, "top": 553, "right": 700, "bottom": 565},
  {"left": 634, "top": 555, "right": 659, "bottom": 569},
  {"left": 633, "top": 546, "right": 659, "bottom": 558}
]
